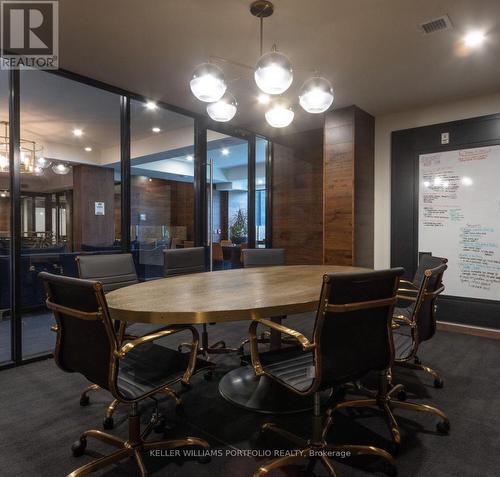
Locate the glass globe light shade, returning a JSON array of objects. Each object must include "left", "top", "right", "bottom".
[
  {"left": 190, "top": 63, "right": 227, "bottom": 102},
  {"left": 52, "top": 163, "right": 71, "bottom": 175},
  {"left": 35, "top": 156, "right": 51, "bottom": 169},
  {"left": 299, "top": 77, "right": 334, "bottom": 113},
  {"left": 265, "top": 100, "right": 294, "bottom": 128},
  {"left": 254, "top": 51, "right": 293, "bottom": 95},
  {"left": 206, "top": 92, "right": 237, "bottom": 122}
]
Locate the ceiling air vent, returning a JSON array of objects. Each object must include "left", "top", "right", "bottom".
[{"left": 419, "top": 15, "right": 453, "bottom": 34}]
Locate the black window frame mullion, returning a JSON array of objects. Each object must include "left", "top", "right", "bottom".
[
  {"left": 120, "top": 95, "right": 131, "bottom": 253},
  {"left": 247, "top": 134, "right": 256, "bottom": 248},
  {"left": 9, "top": 68, "right": 21, "bottom": 365}
]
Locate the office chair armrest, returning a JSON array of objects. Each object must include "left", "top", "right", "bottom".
[
  {"left": 248, "top": 318, "right": 315, "bottom": 376},
  {"left": 396, "top": 291, "right": 418, "bottom": 302},
  {"left": 116, "top": 325, "right": 200, "bottom": 383},
  {"left": 399, "top": 279, "right": 417, "bottom": 289},
  {"left": 392, "top": 315, "right": 414, "bottom": 327}
]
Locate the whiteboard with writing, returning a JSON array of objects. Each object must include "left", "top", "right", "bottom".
[{"left": 418, "top": 145, "right": 500, "bottom": 300}]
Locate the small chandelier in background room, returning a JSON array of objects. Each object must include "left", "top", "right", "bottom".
[
  {"left": 189, "top": 0, "right": 334, "bottom": 128},
  {"left": 0, "top": 121, "right": 71, "bottom": 176}
]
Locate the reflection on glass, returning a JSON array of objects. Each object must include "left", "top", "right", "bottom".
[
  {"left": 0, "top": 70, "right": 10, "bottom": 363},
  {"left": 130, "top": 100, "right": 195, "bottom": 281},
  {"left": 256, "top": 137, "right": 268, "bottom": 247},
  {"left": 20, "top": 70, "right": 121, "bottom": 358},
  {"left": 207, "top": 131, "right": 248, "bottom": 269}
]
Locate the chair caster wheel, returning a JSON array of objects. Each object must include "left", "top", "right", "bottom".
[
  {"left": 396, "top": 389, "right": 407, "bottom": 401},
  {"left": 433, "top": 378, "right": 444, "bottom": 389},
  {"left": 71, "top": 438, "right": 87, "bottom": 457},
  {"left": 103, "top": 417, "right": 114, "bottom": 430},
  {"left": 437, "top": 420, "right": 450, "bottom": 434},
  {"left": 204, "top": 371, "right": 213, "bottom": 381},
  {"left": 79, "top": 395, "right": 90, "bottom": 407}
]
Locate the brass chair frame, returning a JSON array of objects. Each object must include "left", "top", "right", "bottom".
[
  {"left": 393, "top": 260, "right": 447, "bottom": 388},
  {"left": 44, "top": 277, "right": 209, "bottom": 477},
  {"left": 74, "top": 255, "right": 184, "bottom": 430},
  {"left": 249, "top": 274, "right": 402, "bottom": 476}
]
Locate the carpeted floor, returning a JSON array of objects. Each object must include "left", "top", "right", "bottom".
[{"left": 0, "top": 314, "right": 499, "bottom": 477}]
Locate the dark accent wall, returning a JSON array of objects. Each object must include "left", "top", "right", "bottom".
[
  {"left": 272, "top": 129, "right": 324, "bottom": 264},
  {"left": 391, "top": 112, "right": 500, "bottom": 328},
  {"left": 323, "top": 106, "right": 374, "bottom": 267},
  {"left": 72, "top": 164, "right": 115, "bottom": 250}
]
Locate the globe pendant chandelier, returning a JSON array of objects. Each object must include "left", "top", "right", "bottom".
[
  {"left": 0, "top": 121, "right": 72, "bottom": 176},
  {"left": 189, "top": 0, "right": 334, "bottom": 128}
]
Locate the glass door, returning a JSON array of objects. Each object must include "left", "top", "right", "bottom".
[{"left": 206, "top": 131, "right": 249, "bottom": 271}]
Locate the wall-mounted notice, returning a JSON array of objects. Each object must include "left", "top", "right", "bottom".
[
  {"left": 419, "top": 145, "right": 500, "bottom": 300},
  {"left": 94, "top": 202, "right": 105, "bottom": 216}
]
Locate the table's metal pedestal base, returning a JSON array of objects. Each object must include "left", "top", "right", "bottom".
[{"left": 219, "top": 366, "right": 315, "bottom": 414}]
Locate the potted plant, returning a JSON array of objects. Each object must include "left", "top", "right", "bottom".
[{"left": 229, "top": 208, "right": 248, "bottom": 244}]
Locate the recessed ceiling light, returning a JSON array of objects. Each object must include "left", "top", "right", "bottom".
[
  {"left": 258, "top": 94, "right": 270, "bottom": 105},
  {"left": 464, "top": 30, "right": 485, "bottom": 48},
  {"left": 84, "top": 146, "right": 92, "bottom": 152},
  {"left": 221, "top": 147, "right": 229, "bottom": 156},
  {"left": 186, "top": 155, "right": 194, "bottom": 161},
  {"left": 148, "top": 178, "right": 153, "bottom": 182},
  {"left": 145, "top": 101, "right": 158, "bottom": 110},
  {"left": 72, "top": 128, "right": 83, "bottom": 137},
  {"left": 152, "top": 127, "right": 161, "bottom": 133}
]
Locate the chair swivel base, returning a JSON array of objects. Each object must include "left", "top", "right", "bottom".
[
  {"left": 333, "top": 383, "right": 450, "bottom": 449},
  {"left": 68, "top": 412, "right": 210, "bottom": 477},
  {"left": 254, "top": 422, "right": 396, "bottom": 477},
  {"left": 395, "top": 356, "right": 444, "bottom": 388}
]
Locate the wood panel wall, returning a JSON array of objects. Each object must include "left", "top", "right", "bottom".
[
  {"left": 72, "top": 164, "right": 116, "bottom": 250},
  {"left": 323, "top": 106, "right": 374, "bottom": 267},
  {"left": 130, "top": 176, "right": 194, "bottom": 242},
  {"left": 272, "top": 129, "right": 324, "bottom": 264}
]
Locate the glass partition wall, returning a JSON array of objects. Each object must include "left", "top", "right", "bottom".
[
  {"left": 0, "top": 68, "right": 271, "bottom": 368},
  {"left": 0, "top": 71, "right": 10, "bottom": 364},
  {"left": 206, "top": 130, "right": 249, "bottom": 270},
  {"left": 256, "top": 137, "right": 268, "bottom": 247},
  {"left": 19, "top": 70, "right": 121, "bottom": 358},
  {"left": 130, "top": 100, "right": 195, "bottom": 280}
]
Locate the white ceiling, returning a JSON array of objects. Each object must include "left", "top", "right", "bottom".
[{"left": 56, "top": 0, "right": 500, "bottom": 133}]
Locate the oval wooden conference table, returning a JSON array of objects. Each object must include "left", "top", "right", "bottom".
[{"left": 107, "top": 265, "right": 365, "bottom": 414}]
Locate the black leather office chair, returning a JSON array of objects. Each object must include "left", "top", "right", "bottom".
[
  {"left": 165, "top": 247, "right": 237, "bottom": 374},
  {"left": 393, "top": 255, "right": 448, "bottom": 388},
  {"left": 250, "top": 269, "right": 406, "bottom": 476},
  {"left": 76, "top": 253, "right": 174, "bottom": 429},
  {"left": 241, "top": 248, "right": 285, "bottom": 268},
  {"left": 40, "top": 272, "right": 210, "bottom": 477},
  {"left": 239, "top": 248, "right": 291, "bottom": 355},
  {"left": 164, "top": 247, "right": 206, "bottom": 277}
]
